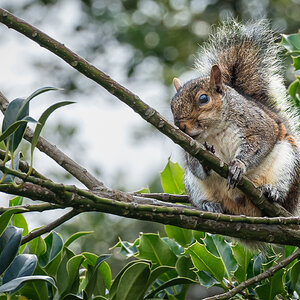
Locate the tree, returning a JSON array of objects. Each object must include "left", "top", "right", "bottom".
[{"left": 0, "top": 6, "right": 300, "bottom": 300}]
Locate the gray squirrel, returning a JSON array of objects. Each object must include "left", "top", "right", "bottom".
[{"left": 171, "top": 19, "right": 300, "bottom": 217}]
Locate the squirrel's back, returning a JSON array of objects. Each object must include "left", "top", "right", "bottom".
[{"left": 195, "top": 19, "right": 289, "bottom": 117}]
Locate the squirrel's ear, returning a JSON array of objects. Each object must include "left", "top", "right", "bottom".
[
  {"left": 173, "top": 78, "right": 182, "bottom": 92},
  {"left": 210, "top": 65, "right": 223, "bottom": 94}
]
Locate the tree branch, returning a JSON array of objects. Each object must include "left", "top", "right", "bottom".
[
  {"left": 0, "top": 8, "right": 290, "bottom": 218},
  {"left": 0, "top": 203, "right": 62, "bottom": 214},
  {"left": 21, "top": 209, "right": 80, "bottom": 244},
  {"left": 133, "top": 193, "right": 190, "bottom": 203},
  {"left": 205, "top": 248, "right": 300, "bottom": 300},
  {"left": 1, "top": 165, "right": 300, "bottom": 246}
]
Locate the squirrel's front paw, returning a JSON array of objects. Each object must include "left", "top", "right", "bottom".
[
  {"left": 260, "top": 184, "right": 284, "bottom": 203},
  {"left": 202, "top": 142, "right": 215, "bottom": 173},
  {"left": 228, "top": 159, "right": 246, "bottom": 188},
  {"left": 203, "top": 141, "right": 215, "bottom": 154}
]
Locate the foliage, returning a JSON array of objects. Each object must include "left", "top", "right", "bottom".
[
  {"left": 281, "top": 32, "right": 300, "bottom": 116},
  {"left": 0, "top": 87, "right": 73, "bottom": 182}
]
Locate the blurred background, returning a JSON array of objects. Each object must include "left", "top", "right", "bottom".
[{"left": 0, "top": 0, "right": 299, "bottom": 296}]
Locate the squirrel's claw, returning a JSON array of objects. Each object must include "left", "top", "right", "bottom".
[
  {"left": 260, "top": 184, "right": 283, "bottom": 203},
  {"left": 203, "top": 141, "right": 215, "bottom": 154},
  {"left": 227, "top": 159, "right": 246, "bottom": 188}
]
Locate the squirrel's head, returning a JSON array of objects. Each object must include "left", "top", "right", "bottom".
[{"left": 171, "top": 65, "right": 225, "bottom": 139}]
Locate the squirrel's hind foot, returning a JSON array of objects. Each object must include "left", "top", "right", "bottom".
[
  {"left": 200, "top": 200, "right": 224, "bottom": 213},
  {"left": 227, "top": 159, "right": 246, "bottom": 189},
  {"left": 260, "top": 184, "right": 284, "bottom": 204}
]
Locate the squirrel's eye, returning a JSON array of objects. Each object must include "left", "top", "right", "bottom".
[{"left": 198, "top": 94, "right": 209, "bottom": 105}]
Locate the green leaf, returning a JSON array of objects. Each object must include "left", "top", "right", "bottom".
[
  {"left": 253, "top": 253, "right": 264, "bottom": 276},
  {"left": 115, "top": 261, "right": 151, "bottom": 300},
  {"left": 162, "top": 237, "right": 184, "bottom": 256},
  {"left": 26, "top": 86, "right": 61, "bottom": 103},
  {"left": 57, "top": 247, "right": 75, "bottom": 294},
  {"left": 281, "top": 33, "right": 300, "bottom": 54},
  {"left": 232, "top": 243, "right": 254, "bottom": 283},
  {"left": 204, "top": 235, "right": 237, "bottom": 278},
  {"left": 288, "top": 80, "right": 300, "bottom": 104},
  {"left": 64, "top": 231, "right": 93, "bottom": 248},
  {"left": 12, "top": 214, "right": 28, "bottom": 237},
  {"left": 197, "top": 270, "right": 220, "bottom": 288},
  {"left": 9, "top": 196, "right": 23, "bottom": 207},
  {"left": 285, "top": 245, "right": 297, "bottom": 258},
  {"left": 2, "top": 98, "right": 28, "bottom": 152},
  {"left": 175, "top": 256, "right": 196, "bottom": 279},
  {"left": 255, "top": 269, "right": 285, "bottom": 300},
  {"left": 3, "top": 254, "right": 37, "bottom": 284},
  {"left": 160, "top": 159, "right": 185, "bottom": 194},
  {"left": 2, "top": 87, "right": 60, "bottom": 153},
  {"left": 135, "top": 187, "right": 150, "bottom": 193},
  {"left": 0, "top": 208, "right": 25, "bottom": 237},
  {"left": 109, "top": 260, "right": 150, "bottom": 299},
  {"left": 112, "top": 239, "right": 138, "bottom": 257},
  {"left": 291, "top": 260, "right": 300, "bottom": 295},
  {"left": 28, "top": 236, "right": 47, "bottom": 257},
  {"left": 84, "top": 255, "right": 112, "bottom": 298},
  {"left": 64, "top": 255, "right": 85, "bottom": 296},
  {"left": 293, "top": 55, "right": 300, "bottom": 70},
  {"left": 185, "top": 241, "right": 225, "bottom": 282},
  {"left": 43, "top": 251, "right": 62, "bottom": 277},
  {"left": 192, "top": 231, "right": 205, "bottom": 243},
  {"left": 145, "top": 277, "right": 196, "bottom": 299},
  {"left": 31, "top": 101, "right": 74, "bottom": 157},
  {"left": 1, "top": 116, "right": 37, "bottom": 152},
  {"left": 39, "top": 231, "right": 63, "bottom": 267},
  {"left": 147, "top": 265, "right": 175, "bottom": 287},
  {"left": 0, "top": 226, "right": 23, "bottom": 275},
  {"left": 165, "top": 225, "right": 193, "bottom": 247},
  {"left": 0, "top": 275, "right": 56, "bottom": 293},
  {"left": 137, "top": 234, "right": 178, "bottom": 267},
  {"left": 18, "top": 280, "right": 49, "bottom": 300}
]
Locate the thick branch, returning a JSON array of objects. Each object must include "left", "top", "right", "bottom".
[
  {"left": 0, "top": 8, "right": 289, "bottom": 217},
  {"left": 1, "top": 166, "right": 300, "bottom": 246},
  {"left": 205, "top": 248, "right": 300, "bottom": 300}
]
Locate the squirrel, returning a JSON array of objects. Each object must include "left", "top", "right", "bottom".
[{"left": 171, "top": 19, "right": 300, "bottom": 218}]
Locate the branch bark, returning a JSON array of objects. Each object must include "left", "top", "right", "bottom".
[{"left": 0, "top": 8, "right": 290, "bottom": 218}]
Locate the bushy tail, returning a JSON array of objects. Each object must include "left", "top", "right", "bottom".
[{"left": 195, "top": 19, "right": 285, "bottom": 109}]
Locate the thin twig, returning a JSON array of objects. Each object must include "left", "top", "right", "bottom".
[
  {"left": 204, "top": 248, "right": 300, "bottom": 300},
  {"left": 0, "top": 203, "right": 62, "bottom": 214},
  {"left": 21, "top": 209, "right": 80, "bottom": 244},
  {"left": 0, "top": 8, "right": 289, "bottom": 217}
]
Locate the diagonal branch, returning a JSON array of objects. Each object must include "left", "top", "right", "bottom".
[
  {"left": 205, "top": 247, "right": 300, "bottom": 300},
  {"left": 0, "top": 8, "right": 290, "bottom": 218},
  {"left": 21, "top": 208, "right": 80, "bottom": 244}
]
